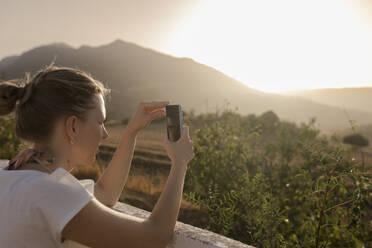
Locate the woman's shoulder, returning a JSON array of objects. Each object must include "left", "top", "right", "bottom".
[
  {"left": 0, "top": 161, "right": 94, "bottom": 202},
  {"left": 0, "top": 160, "right": 48, "bottom": 191},
  {"left": 29, "top": 165, "right": 94, "bottom": 195}
]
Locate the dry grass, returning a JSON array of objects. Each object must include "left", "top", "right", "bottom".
[
  {"left": 104, "top": 122, "right": 198, "bottom": 153},
  {"left": 71, "top": 160, "right": 105, "bottom": 181}
]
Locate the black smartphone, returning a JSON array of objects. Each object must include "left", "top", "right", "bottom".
[{"left": 166, "top": 104, "right": 183, "bottom": 142}]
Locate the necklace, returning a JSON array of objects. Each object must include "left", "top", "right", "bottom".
[
  {"left": 31, "top": 157, "right": 55, "bottom": 174},
  {"left": 29, "top": 148, "right": 58, "bottom": 174},
  {"left": 9, "top": 148, "right": 56, "bottom": 174}
]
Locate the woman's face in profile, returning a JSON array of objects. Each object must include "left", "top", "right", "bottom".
[{"left": 74, "top": 94, "right": 109, "bottom": 166}]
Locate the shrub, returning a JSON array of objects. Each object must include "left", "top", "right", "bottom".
[
  {"left": 0, "top": 117, "right": 23, "bottom": 159},
  {"left": 183, "top": 108, "right": 372, "bottom": 248},
  {"left": 343, "top": 133, "right": 369, "bottom": 148}
]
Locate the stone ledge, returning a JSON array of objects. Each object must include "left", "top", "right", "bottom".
[{"left": 112, "top": 201, "right": 254, "bottom": 248}]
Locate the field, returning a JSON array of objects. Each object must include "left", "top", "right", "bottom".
[
  {"left": 102, "top": 121, "right": 198, "bottom": 151},
  {"left": 105, "top": 120, "right": 372, "bottom": 171},
  {"left": 93, "top": 121, "right": 204, "bottom": 225}
]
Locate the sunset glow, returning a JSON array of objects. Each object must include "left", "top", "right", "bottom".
[{"left": 167, "top": 0, "right": 372, "bottom": 93}]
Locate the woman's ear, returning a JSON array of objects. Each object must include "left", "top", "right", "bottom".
[{"left": 65, "top": 115, "right": 78, "bottom": 140}]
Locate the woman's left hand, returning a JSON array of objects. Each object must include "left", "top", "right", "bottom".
[{"left": 126, "top": 101, "right": 170, "bottom": 133}]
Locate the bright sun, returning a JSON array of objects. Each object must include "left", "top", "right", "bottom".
[{"left": 167, "top": 0, "right": 372, "bottom": 93}]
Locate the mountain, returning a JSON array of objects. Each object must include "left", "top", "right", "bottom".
[
  {"left": 0, "top": 55, "right": 18, "bottom": 73},
  {"left": 1, "top": 39, "right": 372, "bottom": 131},
  {"left": 284, "top": 87, "right": 372, "bottom": 114}
]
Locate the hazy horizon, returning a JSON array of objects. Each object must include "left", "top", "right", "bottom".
[{"left": 1, "top": 0, "right": 372, "bottom": 93}]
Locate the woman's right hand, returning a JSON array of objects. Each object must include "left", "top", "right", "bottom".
[{"left": 163, "top": 125, "right": 195, "bottom": 165}]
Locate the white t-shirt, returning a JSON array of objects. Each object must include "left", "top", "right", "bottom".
[{"left": 0, "top": 160, "right": 94, "bottom": 248}]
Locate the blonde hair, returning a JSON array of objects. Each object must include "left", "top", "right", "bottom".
[{"left": 0, "top": 62, "right": 111, "bottom": 144}]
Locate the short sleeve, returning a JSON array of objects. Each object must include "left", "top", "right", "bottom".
[{"left": 28, "top": 168, "right": 94, "bottom": 244}]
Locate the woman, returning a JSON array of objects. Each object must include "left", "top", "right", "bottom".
[{"left": 0, "top": 63, "right": 194, "bottom": 248}]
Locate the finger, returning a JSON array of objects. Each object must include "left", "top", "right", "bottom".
[
  {"left": 150, "top": 109, "right": 166, "bottom": 120},
  {"left": 142, "top": 100, "right": 170, "bottom": 106},
  {"left": 143, "top": 101, "right": 170, "bottom": 111},
  {"left": 182, "top": 126, "right": 189, "bottom": 138}
]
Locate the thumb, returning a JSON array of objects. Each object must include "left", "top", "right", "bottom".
[{"left": 182, "top": 126, "right": 189, "bottom": 138}]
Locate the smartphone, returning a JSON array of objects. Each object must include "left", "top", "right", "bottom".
[{"left": 166, "top": 104, "right": 183, "bottom": 142}]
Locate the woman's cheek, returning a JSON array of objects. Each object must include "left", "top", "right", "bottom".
[{"left": 79, "top": 125, "right": 98, "bottom": 160}]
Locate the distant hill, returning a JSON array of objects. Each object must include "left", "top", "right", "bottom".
[
  {"left": 285, "top": 87, "right": 372, "bottom": 114},
  {"left": 1, "top": 39, "right": 372, "bottom": 131}
]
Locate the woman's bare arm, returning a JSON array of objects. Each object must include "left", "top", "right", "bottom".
[
  {"left": 61, "top": 160, "right": 188, "bottom": 248},
  {"left": 95, "top": 127, "right": 138, "bottom": 206},
  {"left": 147, "top": 160, "right": 188, "bottom": 240},
  {"left": 61, "top": 198, "right": 168, "bottom": 248},
  {"left": 62, "top": 124, "right": 193, "bottom": 247}
]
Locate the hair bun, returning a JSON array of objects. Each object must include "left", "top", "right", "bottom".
[{"left": 17, "top": 83, "right": 33, "bottom": 106}]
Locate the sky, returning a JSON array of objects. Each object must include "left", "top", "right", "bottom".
[{"left": 1, "top": 0, "right": 372, "bottom": 93}]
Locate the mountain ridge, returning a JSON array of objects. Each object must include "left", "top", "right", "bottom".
[
  {"left": 285, "top": 87, "right": 372, "bottom": 114},
  {"left": 1, "top": 39, "right": 371, "bottom": 131}
]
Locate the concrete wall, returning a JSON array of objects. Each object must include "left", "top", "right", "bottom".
[{"left": 112, "top": 201, "right": 254, "bottom": 248}]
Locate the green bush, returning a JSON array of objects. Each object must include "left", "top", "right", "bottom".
[
  {"left": 183, "top": 108, "right": 372, "bottom": 248},
  {"left": 0, "top": 117, "right": 23, "bottom": 159}
]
